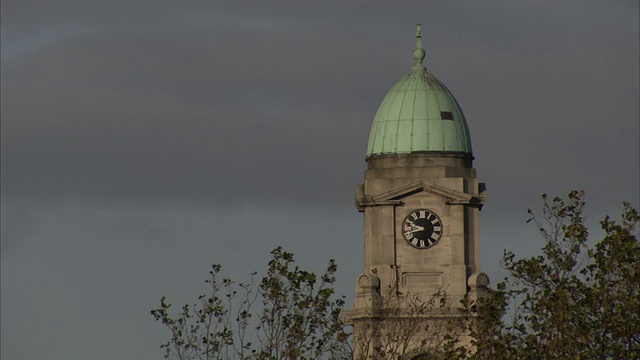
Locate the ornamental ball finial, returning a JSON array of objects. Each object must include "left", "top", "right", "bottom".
[{"left": 412, "top": 23, "right": 426, "bottom": 70}]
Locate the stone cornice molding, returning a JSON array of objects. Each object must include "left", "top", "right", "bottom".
[{"left": 356, "top": 180, "right": 486, "bottom": 211}]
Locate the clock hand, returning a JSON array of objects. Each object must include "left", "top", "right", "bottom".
[{"left": 410, "top": 226, "right": 424, "bottom": 233}]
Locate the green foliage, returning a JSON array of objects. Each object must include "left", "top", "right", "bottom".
[
  {"left": 151, "top": 247, "right": 350, "bottom": 360},
  {"left": 349, "top": 282, "right": 476, "bottom": 360},
  {"left": 473, "top": 191, "right": 640, "bottom": 360},
  {"left": 152, "top": 191, "right": 639, "bottom": 360}
]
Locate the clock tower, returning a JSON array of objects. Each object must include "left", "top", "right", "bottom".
[{"left": 344, "top": 25, "right": 489, "bottom": 359}]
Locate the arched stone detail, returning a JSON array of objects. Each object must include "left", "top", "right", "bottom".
[
  {"left": 467, "top": 272, "right": 490, "bottom": 299},
  {"left": 353, "top": 273, "right": 383, "bottom": 310},
  {"left": 356, "top": 273, "right": 380, "bottom": 289},
  {"left": 467, "top": 272, "right": 490, "bottom": 288},
  {"left": 357, "top": 274, "right": 371, "bottom": 286}
]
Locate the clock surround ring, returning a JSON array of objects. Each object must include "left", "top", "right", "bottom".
[{"left": 401, "top": 208, "right": 443, "bottom": 249}]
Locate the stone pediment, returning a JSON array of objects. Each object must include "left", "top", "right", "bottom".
[{"left": 356, "top": 180, "right": 486, "bottom": 211}]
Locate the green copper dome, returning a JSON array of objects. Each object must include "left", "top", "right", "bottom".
[{"left": 366, "top": 25, "right": 472, "bottom": 157}]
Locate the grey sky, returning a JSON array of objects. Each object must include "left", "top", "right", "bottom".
[{"left": 1, "top": 1, "right": 639, "bottom": 359}]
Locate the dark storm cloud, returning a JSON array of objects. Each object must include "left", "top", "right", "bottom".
[
  {"left": 2, "top": 2, "right": 637, "bottom": 208},
  {"left": 1, "top": 10, "right": 378, "bottom": 206},
  {"left": 1, "top": 2, "right": 638, "bottom": 359},
  {"left": 3, "top": 0, "right": 637, "bottom": 209}
]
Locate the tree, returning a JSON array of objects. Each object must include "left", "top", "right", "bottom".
[
  {"left": 473, "top": 191, "right": 640, "bottom": 359},
  {"left": 151, "top": 247, "right": 350, "bottom": 360},
  {"left": 152, "top": 191, "right": 639, "bottom": 360},
  {"left": 349, "top": 287, "right": 471, "bottom": 360}
]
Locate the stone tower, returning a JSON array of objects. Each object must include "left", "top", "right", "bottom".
[{"left": 343, "top": 25, "right": 489, "bottom": 359}]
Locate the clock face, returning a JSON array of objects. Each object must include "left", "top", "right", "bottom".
[{"left": 401, "top": 209, "right": 443, "bottom": 249}]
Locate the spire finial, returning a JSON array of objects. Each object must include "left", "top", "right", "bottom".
[{"left": 412, "top": 23, "right": 426, "bottom": 71}]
